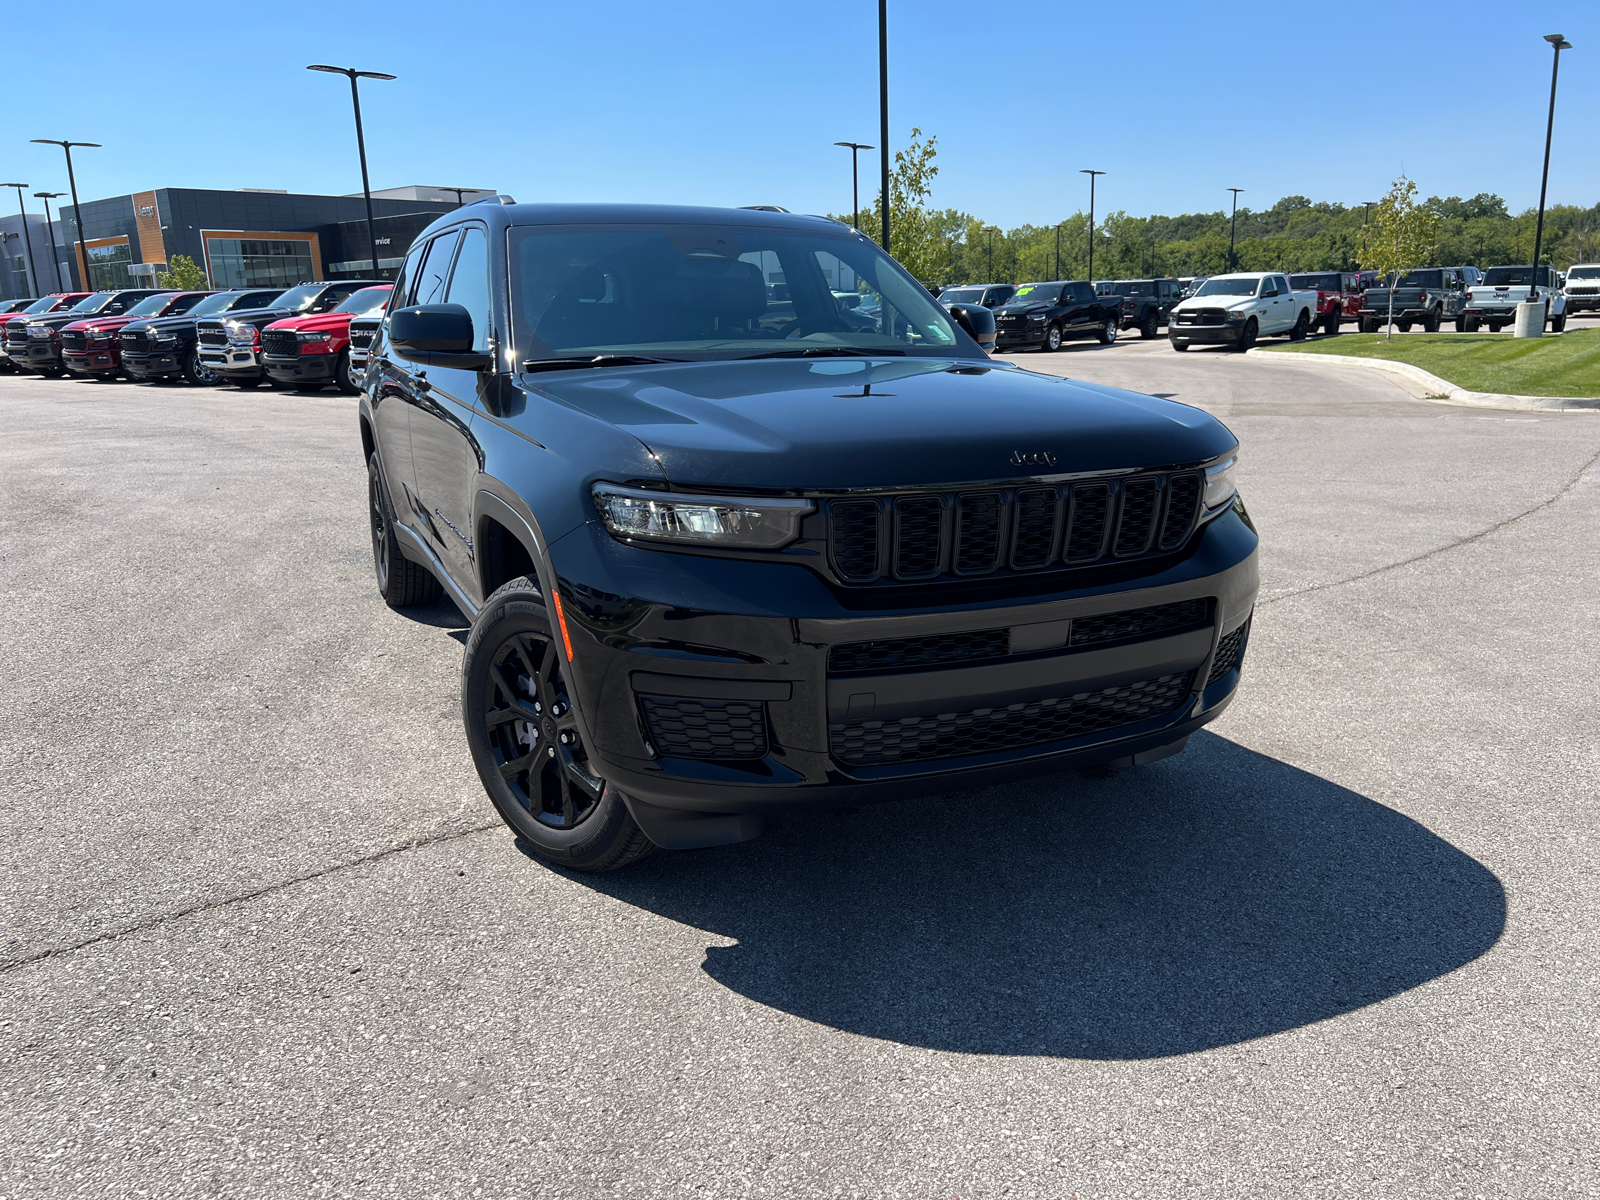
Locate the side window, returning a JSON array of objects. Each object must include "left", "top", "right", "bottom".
[
  {"left": 446, "top": 226, "right": 492, "bottom": 354},
  {"left": 312, "top": 285, "right": 358, "bottom": 312},
  {"left": 414, "top": 230, "right": 461, "bottom": 306},
  {"left": 168, "top": 294, "right": 204, "bottom": 315}
]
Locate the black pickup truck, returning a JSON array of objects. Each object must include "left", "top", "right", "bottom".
[
  {"left": 122, "top": 288, "right": 286, "bottom": 384},
  {"left": 195, "top": 279, "right": 370, "bottom": 388},
  {"left": 1102, "top": 278, "right": 1183, "bottom": 338},
  {"left": 3, "top": 289, "right": 166, "bottom": 377},
  {"left": 992, "top": 280, "right": 1124, "bottom": 351}
]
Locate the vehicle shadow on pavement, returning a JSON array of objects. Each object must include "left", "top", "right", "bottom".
[{"left": 574, "top": 730, "right": 1505, "bottom": 1059}]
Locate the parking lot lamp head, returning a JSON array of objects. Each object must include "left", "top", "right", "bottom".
[
  {"left": 833, "top": 142, "right": 873, "bottom": 231},
  {"left": 1528, "top": 34, "right": 1572, "bottom": 302},
  {"left": 307, "top": 66, "right": 397, "bottom": 280},
  {"left": 33, "top": 193, "right": 66, "bottom": 291},
  {"left": 1, "top": 183, "right": 36, "bottom": 295},
  {"left": 30, "top": 141, "right": 98, "bottom": 289}
]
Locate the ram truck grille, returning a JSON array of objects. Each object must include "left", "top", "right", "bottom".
[
  {"left": 196, "top": 322, "right": 228, "bottom": 346},
  {"left": 59, "top": 331, "right": 87, "bottom": 351},
  {"left": 260, "top": 330, "right": 300, "bottom": 358}
]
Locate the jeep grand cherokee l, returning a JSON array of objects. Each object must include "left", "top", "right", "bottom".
[{"left": 362, "top": 203, "right": 1258, "bottom": 871}]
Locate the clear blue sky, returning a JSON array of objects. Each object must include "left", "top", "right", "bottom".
[{"left": 7, "top": 2, "right": 1596, "bottom": 227}]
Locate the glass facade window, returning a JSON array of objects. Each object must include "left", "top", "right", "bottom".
[
  {"left": 9, "top": 256, "right": 29, "bottom": 299},
  {"left": 205, "top": 237, "right": 316, "bottom": 288},
  {"left": 85, "top": 240, "right": 133, "bottom": 290}
]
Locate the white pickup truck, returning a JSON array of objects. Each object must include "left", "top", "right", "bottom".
[
  {"left": 1166, "top": 271, "right": 1320, "bottom": 351},
  {"left": 1463, "top": 265, "right": 1569, "bottom": 332}
]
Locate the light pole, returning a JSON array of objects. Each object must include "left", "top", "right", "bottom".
[
  {"left": 1081, "top": 170, "right": 1105, "bottom": 283},
  {"left": 1227, "top": 188, "right": 1245, "bottom": 272},
  {"left": 1, "top": 183, "right": 37, "bottom": 296},
  {"left": 1055, "top": 221, "right": 1067, "bottom": 281},
  {"left": 833, "top": 142, "right": 873, "bottom": 230},
  {"left": 441, "top": 187, "right": 474, "bottom": 208},
  {"left": 1528, "top": 33, "right": 1572, "bottom": 302},
  {"left": 877, "top": 0, "right": 890, "bottom": 254},
  {"left": 34, "top": 193, "right": 66, "bottom": 291},
  {"left": 30, "top": 140, "right": 98, "bottom": 290},
  {"left": 984, "top": 226, "right": 999, "bottom": 282},
  {"left": 307, "top": 64, "right": 397, "bottom": 279}
]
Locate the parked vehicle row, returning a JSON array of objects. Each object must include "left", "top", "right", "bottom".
[{"left": 0, "top": 279, "right": 391, "bottom": 394}]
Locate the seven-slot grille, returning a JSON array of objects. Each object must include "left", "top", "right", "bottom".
[
  {"left": 196, "top": 322, "right": 229, "bottom": 346},
  {"left": 825, "top": 472, "right": 1202, "bottom": 585},
  {"left": 59, "top": 330, "right": 87, "bottom": 351},
  {"left": 260, "top": 329, "right": 300, "bottom": 358}
]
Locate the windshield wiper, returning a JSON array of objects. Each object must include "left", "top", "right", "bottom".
[
  {"left": 520, "top": 354, "right": 681, "bottom": 374},
  {"left": 735, "top": 346, "right": 907, "bottom": 360}
]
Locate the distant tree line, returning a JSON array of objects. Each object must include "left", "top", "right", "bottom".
[{"left": 838, "top": 132, "right": 1600, "bottom": 285}]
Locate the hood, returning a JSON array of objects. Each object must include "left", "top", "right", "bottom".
[
  {"left": 994, "top": 303, "right": 1053, "bottom": 316},
  {"left": 1172, "top": 294, "right": 1254, "bottom": 313},
  {"left": 30, "top": 309, "right": 104, "bottom": 330},
  {"left": 265, "top": 311, "right": 352, "bottom": 335},
  {"left": 71, "top": 315, "right": 142, "bottom": 335},
  {"left": 198, "top": 304, "right": 294, "bottom": 327},
  {"left": 520, "top": 357, "right": 1234, "bottom": 491},
  {"left": 130, "top": 312, "right": 205, "bottom": 334}
]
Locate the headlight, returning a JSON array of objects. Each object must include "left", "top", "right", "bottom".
[
  {"left": 591, "top": 483, "right": 813, "bottom": 550},
  {"left": 1203, "top": 456, "right": 1239, "bottom": 508},
  {"left": 298, "top": 331, "right": 332, "bottom": 342},
  {"left": 226, "top": 322, "right": 257, "bottom": 346}
]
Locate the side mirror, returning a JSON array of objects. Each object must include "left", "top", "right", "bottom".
[
  {"left": 389, "top": 303, "right": 492, "bottom": 369},
  {"left": 946, "top": 302, "right": 996, "bottom": 347}
]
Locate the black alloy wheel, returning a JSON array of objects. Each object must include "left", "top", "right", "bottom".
[
  {"left": 1140, "top": 314, "right": 1158, "bottom": 338},
  {"left": 1042, "top": 323, "right": 1062, "bottom": 351},
  {"left": 1236, "top": 318, "right": 1258, "bottom": 351},
  {"left": 1323, "top": 310, "right": 1341, "bottom": 336},
  {"left": 463, "top": 576, "right": 656, "bottom": 871},
  {"left": 1551, "top": 314, "right": 1567, "bottom": 332},
  {"left": 1095, "top": 318, "right": 1118, "bottom": 345},
  {"left": 1288, "top": 310, "right": 1310, "bottom": 341},
  {"left": 1454, "top": 316, "right": 1467, "bottom": 333},
  {"left": 367, "top": 452, "right": 442, "bottom": 608},
  {"left": 1423, "top": 309, "right": 1441, "bottom": 333}
]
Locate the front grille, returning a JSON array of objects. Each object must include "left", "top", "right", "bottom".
[
  {"left": 824, "top": 472, "right": 1202, "bottom": 585},
  {"left": 640, "top": 697, "right": 768, "bottom": 760},
  {"left": 59, "top": 330, "right": 86, "bottom": 351},
  {"left": 4, "top": 328, "right": 26, "bottom": 348},
  {"left": 1567, "top": 286, "right": 1598, "bottom": 296},
  {"left": 348, "top": 326, "right": 375, "bottom": 350},
  {"left": 829, "top": 671, "right": 1194, "bottom": 766},
  {"left": 829, "top": 628, "right": 1011, "bottom": 674},
  {"left": 1175, "top": 308, "right": 1228, "bottom": 326},
  {"left": 1207, "top": 619, "right": 1251, "bottom": 684},
  {"left": 197, "top": 322, "right": 228, "bottom": 346},
  {"left": 120, "top": 331, "right": 150, "bottom": 353},
  {"left": 260, "top": 330, "right": 299, "bottom": 358},
  {"left": 1069, "top": 598, "right": 1211, "bottom": 648}
]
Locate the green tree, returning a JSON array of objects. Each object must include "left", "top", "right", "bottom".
[
  {"left": 846, "top": 128, "right": 950, "bottom": 285},
  {"left": 1360, "top": 177, "right": 1440, "bottom": 339},
  {"left": 156, "top": 254, "right": 208, "bottom": 290}
]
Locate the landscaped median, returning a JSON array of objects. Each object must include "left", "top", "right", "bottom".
[{"left": 1252, "top": 328, "right": 1600, "bottom": 408}]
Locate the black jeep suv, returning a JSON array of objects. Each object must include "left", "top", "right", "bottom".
[
  {"left": 122, "top": 288, "right": 285, "bottom": 384},
  {"left": 362, "top": 204, "right": 1258, "bottom": 871},
  {"left": 991, "top": 281, "right": 1125, "bottom": 351},
  {"left": 195, "top": 280, "right": 370, "bottom": 388}
]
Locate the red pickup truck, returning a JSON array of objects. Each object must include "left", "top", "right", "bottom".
[
  {"left": 61, "top": 291, "right": 213, "bottom": 379},
  {"left": 1287, "top": 271, "right": 1364, "bottom": 336},
  {"left": 260, "top": 283, "right": 392, "bottom": 394},
  {"left": 0, "top": 293, "right": 91, "bottom": 372}
]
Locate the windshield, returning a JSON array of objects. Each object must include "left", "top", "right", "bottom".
[
  {"left": 1007, "top": 283, "right": 1062, "bottom": 305},
  {"left": 1290, "top": 273, "right": 1343, "bottom": 291},
  {"left": 3, "top": 299, "right": 34, "bottom": 313},
  {"left": 125, "top": 294, "right": 180, "bottom": 317},
  {"left": 939, "top": 287, "right": 984, "bottom": 305},
  {"left": 189, "top": 292, "right": 246, "bottom": 317},
  {"left": 1482, "top": 267, "right": 1546, "bottom": 287},
  {"left": 1567, "top": 266, "right": 1600, "bottom": 280},
  {"left": 508, "top": 223, "right": 965, "bottom": 361},
  {"left": 271, "top": 283, "right": 325, "bottom": 312},
  {"left": 1395, "top": 270, "right": 1442, "bottom": 288},
  {"left": 1193, "top": 277, "right": 1260, "bottom": 297},
  {"left": 70, "top": 291, "right": 117, "bottom": 313},
  {"left": 23, "top": 296, "right": 67, "bottom": 314},
  {"left": 335, "top": 286, "right": 393, "bottom": 316}
]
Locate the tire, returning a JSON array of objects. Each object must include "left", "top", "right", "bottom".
[
  {"left": 1140, "top": 313, "right": 1159, "bottom": 339},
  {"left": 462, "top": 576, "right": 657, "bottom": 872},
  {"left": 1398, "top": 321, "right": 1413, "bottom": 333},
  {"left": 1235, "top": 318, "right": 1258, "bottom": 351},
  {"left": 1454, "top": 316, "right": 1467, "bottom": 333},
  {"left": 1422, "top": 308, "right": 1441, "bottom": 334},
  {"left": 1170, "top": 339, "right": 1189, "bottom": 351},
  {"left": 1288, "top": 310, "right": 1310, "bottom": 341},
  {"left": 1488, "top": 322, "right": 1503, "bottom": 334},
  {"left": 234, "top": 373, "right": 265, "bottom": 389},
  {"left": 1464, "top": 316, "right": 1481, "bottom": 332},
  {"left": 334, "top": 348, "right": 360, "bottom": 395},
  {"left": 1041, "top": 323, "right": 1062, "bottom": 352},
  {"left": 367, "top": 451, "right": 443, "bottom": 608},
  {"left": 1094, "top": 317, "right": 1118, "bottom": 346},
  {"left": 1359, "top": 317, "right": 1377, "bottom": 334},
  {"left": 181, "top": 348, "right": 218, "bottom": 386},
  {"left": 1322, "top": 310, "right": 1340, "bottom": 336},
  {"left": 1551, "top": 314, "right": 1567, "bottom": 332}
]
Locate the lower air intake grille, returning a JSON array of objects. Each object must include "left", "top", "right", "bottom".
[
  {"left": 1207, "top": 619, "right": 1251, "bottom": 684},
  {"left": 1070, "top": 598, "right": 1212, "bottom": 648},
  {"left": 640, "top": 697, "right": 768, "bottom": 760},
  {"left": 829, "top": 628, "right": 1010, "bottom": 674},
  {"left": 829, "top": 672, "right": 1194, "bottom": 766}
]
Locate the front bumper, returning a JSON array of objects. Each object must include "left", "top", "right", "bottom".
[
  {"left": 1465, "top": 306, "right": 1516, "bottom": 320},
  {"left": 10, "top": 342, "right": 62, "bottom": 371},
  {"left": 1168, "top": 322, "right": 1241, "bottom": 344},
  {"left": 263, "top": 352, "right": 335, "bottom": 383},
  {"left": 199, "top": 345, "right": 264, "bottom": 378},
  {"left": 994, "top": 321, "right": 1048, "bottom": 348},
  {"left": 541, "top": 502, "right": 1259, "bottom": 818},
  {"left": 63, "top": 349, "right": 119, "bottom": 376},
  {"left": 121, "top": 350, "right": 183, "bottom": 378}
]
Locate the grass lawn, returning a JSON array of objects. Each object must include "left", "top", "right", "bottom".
[{"left": 1261, "top": 327, "right": 1600, "bottom": 397}]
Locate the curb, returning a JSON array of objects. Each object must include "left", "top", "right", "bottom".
[{"left": 1245, "top": 348, "right": 1600, "bottom": 413}]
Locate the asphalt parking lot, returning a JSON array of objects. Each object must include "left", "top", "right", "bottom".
[{"left": 3, "top": 346, "right": 1598, "bottom": 1198}]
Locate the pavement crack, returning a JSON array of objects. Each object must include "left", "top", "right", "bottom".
[
  {"left": 1261, "top": 444, "right": 1600, "bottom": 608},
  {"left": 0, "top": 820, "right": 501, "bottom": 977}
]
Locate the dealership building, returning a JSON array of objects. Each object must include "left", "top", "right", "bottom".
[{"left": 0, "top": 183, "right": 497, "bottom": 301}]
